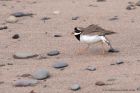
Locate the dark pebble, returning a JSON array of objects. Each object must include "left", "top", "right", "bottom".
[
  {"left": 108, "top": 48, "right": 119, "bottom": 53},
  {"left": 47, "top": 50, "right": 60, "bottom": 56},
  {"left": 11, "top": 12, "right": 34, "bottom": 17},
  {"left": 72, "top": 16, "right": 79, "bottom": 20},
  {"left": 95, "top": 81, "right": 106, "bottom": 86},
  {"left": 54, "top": 34, "right": 62, "bottom": 37},
  {"left": 0, "top": 26, "right": 8, "bottom": 30},
  {"left": 53, "top": 62, "right": 68, "bottom": 69},
  {"left": 12, "top": 34, "right": 20, "bottom": 39}
]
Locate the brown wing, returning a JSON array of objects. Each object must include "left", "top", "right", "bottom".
[{"left": 80, "top": 24, "right": 116, "bottom": 36}]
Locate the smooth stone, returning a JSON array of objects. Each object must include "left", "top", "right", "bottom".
[
  {"left": 116, "top": 60, "right": 124, "bottom": 65},
  {"left": 6, "top": 16, "right": 18, "bottom": 23},
  {"left": 13, "top": 52, "right": 38, "bottom": 59},
  {"left": 108, "top": 48, "right": 119, "bottom": 53},
  {"left": 14, "top": 79, "right": 38, "bottom": 87},
  {"left": 53, "top": 62, "right": 68, "bottom": 69},
  {"left": 109, "top": 16, "right": 118, "bottom": 21},
  {"left": 32, "top": 68, "right": 49, "bottom": 80},
  {"left": 95, "top": 81, "right": 105, "bottom": 86},
  {"left": 53, "top": 11, "right": 60, "bottom": 15},
  {"left": 136, "top": 1, "right": 140, "bottom": 6},
  {"left": 126, "top": 5, "right": 136, "bottom": 10},
  {"left": 47, "top": 50, "right": 60, "bottom": 56},
  {"left": 0, "top": 26, "right": 8, "bottom": 30},
  {"left": 72, "top": 16, "right": 79, "bottom": 20},
  {"left": 12, "top": 34, "right": 20, "bottom": 39},
  {"left": 86, "top": 66, "right": 96, "bottom": 71},
  {"left": 11, "top": 12, "right": 34, "bottom": 17},
  {"left": 70, "top": 84, "right": 81, "bottom": 91}
]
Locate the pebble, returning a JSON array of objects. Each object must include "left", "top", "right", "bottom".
[
  {"left": 6, "top": 16, "right": 18, "bottom": 23},
  {"left": 41, "top": 17, "right": 51, "bottom": 21},
  {"left": 47, "top": 50, "right": 60, "bottom": 56},
  {"left": 53, "top": 11, "right": 60, "bottom": 15},
  {"left": 0, "top": 81, "right": 4, "bottom": 85},
  {"left": 95, "top": 81, "right": 105, "bottom": 86},
  {"left": 116, "top": 60, "right": 124, "bottom": 65},
  {"left": 108, "top": 48, "right": 119, "bottom": 53},
  {"left": 86, "top": 66, "right": 96, "bottom": 71},
  {"left": 136, "top": 1, "right": 140, "bottom": 6},
  {"left": 70, "top": 84, "right": 81, "bottom": 91},
  {"left": 12, "top": 34, "right": 20, "bottom": 39},
  {"left": 32, "top": 68, "right": 50, "bottom": 80},
  {"left": 0, "top": 64, "right": 6, "bottom": 67},
  {"left": 13, "top": 52, "right": 38, "bottom": 59},
  {"left": 53, "top": 61, "right": 68, "bottom": 69},
  {"left": 11, "top": 12, "right": 34, "bottom": 17},
  {"left": 14, "top": 79, "right": 38, "bottom": 87},
  {"left": 97, "top": 0, "right": 106, "bottom": 2},
  {"left": 20, "top": 74, "right": 31, "bottom": 77},
  {"left": 0, "top": 25, "right": 8, "bottom": 30},
  {"left": 109, "top": 16, "right": 118, "bottom": 21},
  {"left": 126, "top": 4, "right": 136, "bottom": 10},
  {"left": 72, "top": 16, "right": 79, "bottom": 20},
  {"left": 54, "top": 34, "right": 62, "bottom": 37}
]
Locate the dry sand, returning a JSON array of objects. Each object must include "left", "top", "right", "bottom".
[{"left": 0, "top": 0, "right": 140, "bottom": 93}]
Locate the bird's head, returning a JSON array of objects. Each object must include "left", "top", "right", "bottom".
[{"left": 73, "top": 27, "right": 82, "bottom": 35}]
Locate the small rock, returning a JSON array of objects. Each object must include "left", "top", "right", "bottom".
[
  {"left": 13, "top": 52, "right": 38, "bottom": 59},
  {"left": 0, "top": 64, "right": 5, "bottom": 67},
  {"left": 0, "top": 81, "right": 4, "bottom": 85},
  {"left": 7, "top": 63, "right": 13, "bottom": 65},
  {"left": 53, "top": 11, "right": 60, "bottom": 15},
  {"left": 53, "top": 62, "right": 68, "bottom": 69},
  {"left": 108, "top": 48, "right": 119, "bottom": 53},
  {"left": 32, "top": 68, "right": 49, "bottom": 80},
  {"left": 12, "top": 34, "right": 20, "bottom": 39},
  {"left": 14, "top": 79, "right": 38, "bottom": 87},
  {"left": 47, "top": 50, "right": 60, "bottom": 56},
  {"left": 95, "top": 81, "right": 105, "bottom": 86},
  {"left": 109, "top": 16, "right": 118, "bottom": 21},
  {"left": 54, "top": 34, "right": 62, "bottom": 37},
  {"left": 116, "top": 60, "right": 124, "bottom": 65},
  {"left": 137, "top": 87, "right": 140, "bottom": 91},
  {"left": 0, "top": 25, "right": 8, "bottom": 30},
  {"left": 11, "top": 12, "right": 34, "bottom": 17},
  {"left": 70, "top": 84, "right": 81, "bottom": 91},
  {"left": 6, "top": 16, "right": 18, "bottom": 23},
  {"left": 20, "top": 74, "right": 31, "bottom": 77},
  {"left": 136, "top": 1, "right": 140, "bottom": 6},
  {"left": 72, "top": 16, "right": 79, "bottom": 20},
  {"left": 41, "top": 17, "right": 51, "bottom": 22},
  {"left": 29, "top": 90, "right": 36, "bottom": 93},
  {"left": 97, "top": 0, "right": 106, "bottom": 2},
  {"left": 86, "top": 66, "right": 96, "bottom": 71},
  {"left": 126, "top": 4, "right": 136, "bottom": 10}
]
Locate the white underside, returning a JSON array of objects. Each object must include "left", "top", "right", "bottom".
[{"left": 80, "top": 35, "right": 106, "bottom": 44}]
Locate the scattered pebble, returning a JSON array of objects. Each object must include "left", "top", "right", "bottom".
[
  {"left": 41, "top": 17, "right": 51, "bottom": 22},
  {"left": 13, "top": 52, "right": 38, "bottom": 59},
  {"left": 14, "top": 79, "right": 38, "bottom": 87},
  {"left": 116, "top": 60, "right": 124, "bottom": 65},
  {"left": 29, "top": 90, "right": 36, "bottom": 93},
  {"left": 32, "top": 68, "right": 50, "bottom": 80},
  {"left": 7, "top": 63, "right": 13, "bottom": 65},
  {"left": 53, "top": 11, "right": 60, "bottom": 15},
  {"left": 12, "top": 34, "right": 20, "bottom": 39},
  {"left": 11, "top": 12, "right": 34, "bottom": 17},
  {"left": 0, "top": 64, "right": 6, "bottom": 67},
  {"left": 126, "top": 4, "right": 136, "bottom": 10},
  {"left": 54, "top": 34, "right": 62, "bottom": 37},
  {"left": 72, "top": 16, "right": 79, "bottom": 20},
  {"left": 53, "top": 61, "right": 68, "bottom": 69},
  {"left": 20, "top": 74, "right": 32, "bottom": 77},
  {"left": 6, "top": 16, "right": 18, "bottom": 23},
  {"left": 95, "top": 81, "right": 106, "bottom": 86},
  {"left": 136, "top": 1, "right": 140, "bottom": 6},
  {"left": 70, "top": 84, "right": 81, "bottom": 91},
  {"left": 109, "top": 16, "right": 118, "bottom": 21},
  {"left": 0, "top": 25, "right": 8, "bottom": 30},
  {"left": 108, "top": 48, "right": 119, "bottom": 53},
  {"left": 86, "top": 66, "right": 96, "bottom": 71},
  {"left": 97, "top": 0, "right": 106, "bottom": 2},
  {"left": 47, "top": 50, "right": 60, "bottom": 56},
  {"left": 0, "top": 81, "right": 4, "bottom": 85}
]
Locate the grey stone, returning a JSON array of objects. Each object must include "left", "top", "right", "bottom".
[
  {"left": 86, "top": 66, "right": 96, "bottom": 71},
  {"left": 70, "top": 84, "right": 80, "bottom": 91},
  {"left": 95, "top": 81, "right": 105, "bottom": 86},
  {"left": 32, "top": 68, "right": 49, "bottom": 80},
  {"left": 126, "top": 4, "right": 136, "bottom": 10},
  {"left": 13, "top": 52, "right": 38, "bottom": 59},
  {"left": 109, "top": 16, "right": 118, "bottom": 21},
  {"left": 6, "top": 16, "right": 18, "bottom": 23},
  {"left": 14, "top": 79, "right": 38, "bottom": 87},
  {"left": 0, "top": 26, "right": 7, "bottom": 30},
  {"left": 11, "top": 12, "right": 34, "bottom": 17},
  {"left": 116, "top": 60, "right": 124, "bottom": 65},
  {"left": 97, "top": 0, "right": 106, "bottom": 2},
  {"left": 47, "top": 50, "right": 60, "bottom": 56},
  {"left": 136, "top": 1, "right": 140, "bottom": 6},
  {"left": 72, "top": 16, "right": 79, "bottom": 20},
  {"left": 53, "top": 62, "right": 68, "bottom": 69}
]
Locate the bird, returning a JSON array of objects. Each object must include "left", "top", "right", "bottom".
[{"left": 73, "top": 24, "right": 116, "bottom": 54}]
